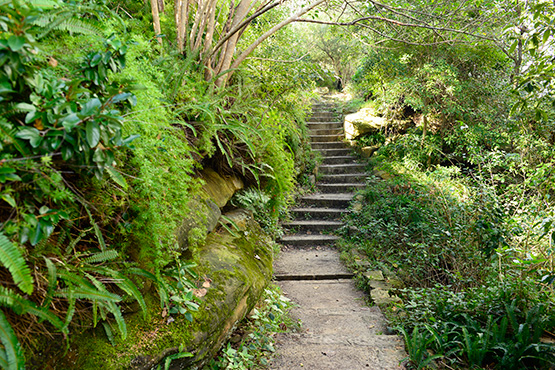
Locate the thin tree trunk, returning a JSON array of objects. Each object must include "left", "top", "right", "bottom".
[
  {"left": 150, "top": 0, "right": 162, "bottom": 45},
  {"left": 422, "top": 113, "right": 428, "bottom": 145},
  {"left": 213, "top": 0, "right": 252, "bottom": 86},
  {"left": 176, "top": 0, "right": 190, "bottom": 52}
]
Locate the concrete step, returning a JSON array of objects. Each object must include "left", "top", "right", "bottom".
[
  {"left": 311, "top": 141, "right": 346, "bottom": 150},
  {"left": 322, "top": 155, "right": 357, "bottom": 165},
  {"left": 274, "top": 248, "right": 351, "bottom": 279},
  {"left": 316, "top": 148, "right": 353, "bottom": 157},
  {"left": 300, "top": 193, "right": 354, "bottom": 208},
  {"left": 307, "top": 122, "right": 343, "bottom": 131},
  {"left": 289, "top": 207, "right": 347, "bottom": 220},
  {"left": 278, "top": 234, "right": 340, "bottom": 247},
  {"left": 319, "top": 163, "right": 366, "bottom": 175},
  {"left": 309, "top": 128, "right": 343, "bottom": 136},
  {"left": 317, "top": 183, "right": 366, "bottom": 193},
  {"left": 319, "top": 173, "right": 368, "bottom": 183},
  {"left": 282, "top": 220, "right": 344, "bottom": 233},
  {"left": 310, "top": 134, "right": 343, "bottom": 143},
  {"left": 311, "top": 113, "right": 336, "bottom": 119},
  {"left": 308, "top": 117, "right": 341, "bottom": 123}
]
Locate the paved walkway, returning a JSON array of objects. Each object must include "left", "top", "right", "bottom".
[{"left": 270, "top": 102, "right": 406, "bottom": 370}]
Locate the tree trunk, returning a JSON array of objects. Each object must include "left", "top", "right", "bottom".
[
  {"left": 221, "top": 0, "right": 325, "bottom": 87},
  {"left": 214, "top": 0, "right": 252, "bottom": 87},
  {"left": 150, "top": 0, "right": 162, "bottom": 45},
  {"left": 421, "top": 113, "right": 428, "bottom": 145}
]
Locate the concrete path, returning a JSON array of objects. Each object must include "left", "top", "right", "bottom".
[{"left": 270, "top": 102, "right": 406, "bottom": 370}]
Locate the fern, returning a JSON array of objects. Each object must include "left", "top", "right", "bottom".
[
  {"left": 83, "top": 205, "right": 106, "bottom": 251},
  {"left": 0, "top": 232, "right": 33, "bottom": 295},
  {"left": 56, "top": 287, "right": 121, "bottom": 303},
  {"left": 0, "top": 286, "right": 64, "bottom": 330},
  {"left": 95, "top": 267, "right": 147, "bottom": 318},
  {"left": 41, "top": 257, "right": 57, "bottom": 310},
  {"left": 0, "top": 310, "right": 25, "bottom": 370},
  {"left": 105, "top": 301, "right": 127, "bottom": 339},
  {"left": 83, "top": 250, "right": 118, "bottom": 264},
  {"left": 65, "top": 227, "right": 92, "bottom": 255}
]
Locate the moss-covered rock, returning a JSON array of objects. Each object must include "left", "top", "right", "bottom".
[
  {"left": 68, "top": 209, "right": 273, "bottom": 370},
  {"left": 344, "top": 108, "right": 387, "bottom": 141},
  {"left": 176, "top": 168, "right": 244, "bottom": 257}
]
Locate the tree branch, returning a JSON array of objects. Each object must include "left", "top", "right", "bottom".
[{"left": 295, "top": 15, "right": 498, "bottom": 41}]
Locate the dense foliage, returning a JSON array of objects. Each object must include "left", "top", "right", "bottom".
[
  {"left": 0, "top": 0, "right": 317, "bottom": 368},
  {"left": 340, "top": 1, "right": 555, "bottom": 369}
]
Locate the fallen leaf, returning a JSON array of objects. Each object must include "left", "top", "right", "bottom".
[
  {"left": 48, "top": 57, "right": 58, "bottom": 67},
  {"left": 161, "top": 307, "right": 167, "bottom": 318},
  {"left": 193, "top": 288, "right": 207, "bottom": 298},
  {"left": 202, "top": 280, "right": 211, "bottom": 288}
]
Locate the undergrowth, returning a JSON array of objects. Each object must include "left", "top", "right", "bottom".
[
  {"left": 207, "top": 285, "right": 299, "bottom": 370},
  {"left": 341, "top": 148, "right": 555, "bottom": 369}
]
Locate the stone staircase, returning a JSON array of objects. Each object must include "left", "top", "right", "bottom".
[
  {"left": 270, "top": 102, "right": 406, "bottom": 369},
  {"left": 278, "top": 102, "right": 365, "bottom": 249}
]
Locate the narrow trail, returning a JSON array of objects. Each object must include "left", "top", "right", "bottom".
[{"left": 269, "top": 101, "right": 406, "bottom": 370}]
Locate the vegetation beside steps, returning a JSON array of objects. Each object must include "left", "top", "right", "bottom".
[{"left": 338, "top": 122, "right": 555, "bottom": 369}]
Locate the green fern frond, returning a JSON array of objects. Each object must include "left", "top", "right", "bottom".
[
  {"left": 0, "top": 232, "right": 34, "bottom": 295},
  {"left": 56, "top": 287, "right": 121, "bottom": 303},
  {"left": 39, "top": 18, "right": 102, "bottom": 37},
  {"left": 83, "top": 250, "right": 118, "bottom": 264},
  {"left": 96, "top": 267, "right": 147, "bottom": 318},
  {"left": 102, "top": 322, "right": 115, "bottom": 346},
  {"left": 41, "top": 257, "right": 57, "bottom": 309},
  {"left": 57, "top": 270, "right": 94, "bottom": 290},
  {"left": 0, "top": 286, "right": 64, "bottom": 330},
  {"left": 0, "top": 310, "right": 25, "bottom": 370},
  {"left": 105, "top": 301, "right": 126, "bottom": 339},
  {"left": 83, "top": 205, "right": 106, "bottom": 251},
  {"left": 65, "top": 227, "right": 92, "bottom": 255},
  {"left": 128, "top": 268, "right": 168, "bottom": 307}
]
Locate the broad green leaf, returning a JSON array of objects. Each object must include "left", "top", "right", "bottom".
[
  {"left": 1, "top": 194, "right": 16, "bottom": 207},
  {"left": 86, "top": 121, "right": 100, "bottom": 147},
  {"left": 7, "top": 35, "right": 25, "bottom": 51},
  {"left": 15, "top": 128, "right": 41, "bottom": 148},
  {"left": 61, "top": 113, "right": 80, "bottom": 132},
  {"left": 81, "top": 98, "right": 101, "bottom": 117}
]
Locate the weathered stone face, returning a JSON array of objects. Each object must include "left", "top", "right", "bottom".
[
  {"left": 175, "top": 168, "right": 244, "bottom": 257},
  {"left": 344, "top": 108, "right": 387, "bottom": 141}
]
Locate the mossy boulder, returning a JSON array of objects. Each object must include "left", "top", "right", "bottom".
[
  {"left": 68, "top": 209, "right": 273, "bottom": 370},
  {"left": 176, "top": 168, "right": 244, "bottom": 257},
  {"left": 344, "top": 108, "right": 387, "bottom": 141}
]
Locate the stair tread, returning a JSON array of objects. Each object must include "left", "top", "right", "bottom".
[
  {"left": 284, "top": 220, "right": 344, "bottom": 226},
  {"left": 301, "top": 193, "right": 354, "bottom": 200},
  {"left": 280, "top": 234, "right": 340, "bottom": 241}
]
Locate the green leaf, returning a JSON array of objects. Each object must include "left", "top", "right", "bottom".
[
  {"left": 7, "top": 36, "right": 25, "bottom": 52},
  {"left": 0, "top": 232, "right": 34, "bottom": 295},
  {"left": 106, "top": 166, "right": 127, "bottom": 189},
  {"left": 0, "top": 310, "right": 25, "bottom": 370},
  {"left": 1, "top": 194, "right": 16, "bottom": 207},
  {"left": 61, "top": 113, "right": 81, "bottom": 132},
  {"left": 81, "top": 98, "right": 101, "bottom": 117},
  {"left": 14, "top": 103, "right": 34, "bottom": 112},
  {"left": 15, "top": 128, "right": 41, "bottom": 148},
  {"left": 86, "top": 121, "right": 100, "bottom": 147}
]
